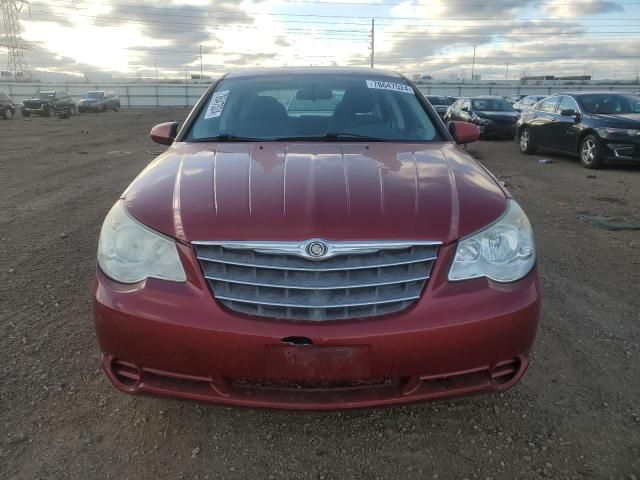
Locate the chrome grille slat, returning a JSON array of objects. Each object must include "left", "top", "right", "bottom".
[
  {"left": 194, "top": 241, "right": 439, "bottom": 322},
  {"left": 203, "top": 273, "right": 430, "bottom": 290},
  {"left": 215, "top": 294, "right": 422, "bottom": 309},
  {"left": 196, "top": 255, "right": 437, "bottom": 272}
]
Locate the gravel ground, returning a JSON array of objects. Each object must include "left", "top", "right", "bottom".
[{"left": 1, "top": 109, "right": 639, "bottom": 480}]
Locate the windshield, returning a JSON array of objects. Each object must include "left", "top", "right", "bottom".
[
  {"left": 185, "top": 73, "right": 441, "bottom": 142},
  {"left": 85, "top": 91, "right": 105, "bottom": 99},
  {"left": 471, "top": 99, "right": 514, "bottom": 112},
  {"left": 579, "top": 94, "right": 640, "bottom": 114},
  {"left": 37, "top": 92, "right": 55, "bottom": 100},
  {"left": 426, "top": 96, "right": 453, "bottom": 106}
]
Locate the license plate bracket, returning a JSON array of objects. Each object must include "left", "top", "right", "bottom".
[{"left": 264, "top": 345, "right": 371, "bottom": 380}]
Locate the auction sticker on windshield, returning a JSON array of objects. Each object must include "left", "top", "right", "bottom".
[
  {"left": 204, "top": 90, "right": 230, "bottom": 119},
  {"left": 366, "top": 80, "right": 414, "bottom": 94}
]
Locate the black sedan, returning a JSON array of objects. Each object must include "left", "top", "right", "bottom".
[
  {"left": 445, "top": 96, "right": 519, "bottom": 139},
  {"left": 77, "top": 90, "right": 121, "bottom": 113},
  {"left": 517, "top": 92, "right": 640, "bottom": 169}
]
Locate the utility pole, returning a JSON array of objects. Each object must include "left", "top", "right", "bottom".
[
  {"left": 199, "top": 44, "right": 203, "bottom": 78},
  {"left": 155, "top": 59, "right": 158, "bottom": 81},
  {"left": 471, "top": 46, "right": 476, "bottom": 81},
  {"left": 370, "top": 19, "right": 375, "bottom": 68},
  {"left": 1, "top": 0, "right": 31, "bottom": 79},
  {"left": 505, "top": 63, "right": 509, "bottom": 80}
]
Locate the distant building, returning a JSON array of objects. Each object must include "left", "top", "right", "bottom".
[{"left": 521, "top": 75, "right": 592, "bottom": 81}]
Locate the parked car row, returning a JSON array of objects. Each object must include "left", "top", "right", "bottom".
[
  {"left": 424, "top": 91, "right": 640, "bottom": 169},
  {"left": 0, "top": 90, "right": 120, "bottom": 119},
  {"left": 518, "top": 92, "right": 640, "bottom": 169}
]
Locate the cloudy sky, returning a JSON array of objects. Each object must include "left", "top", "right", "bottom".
[{"left": 2, "top": 0, "right": 640, "bottom": 80}]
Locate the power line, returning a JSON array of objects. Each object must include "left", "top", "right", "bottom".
[
  {"left": 23, "top": 9, "right": 640, "bottom": 38},
  {"left": 37, "top": 0, "right": 640, "bottom": 23}
]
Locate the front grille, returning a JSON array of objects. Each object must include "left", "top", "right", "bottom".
[{"left": 194, "top": 241, "right": 439, "bottom": 321}]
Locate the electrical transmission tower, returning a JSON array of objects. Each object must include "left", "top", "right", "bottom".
[{"left": 1, "top": 0, "right": 30, "bottom": 79}]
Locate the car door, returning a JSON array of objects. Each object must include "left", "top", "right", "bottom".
[
  {"left": 552, "top": 96, "right": 582, "bottom": 152},
  {"left": 530, "top": 96, "right": 561, "bottom": 148}
]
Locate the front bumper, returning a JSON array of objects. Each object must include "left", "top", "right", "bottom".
[
  {"left": 479, "top": 123, "right": 517, "bottom": 138},
  {"left": 93, "top": 242, "right": 541, "bottom": 410},
  {"left": 601, "top": 135, "right": 640, "bottom": 162},
  {"left": 21, "top": 106, "right": 49, "bottom": 115},
  {"left": 78, "top": 103, "right": 103, "bottom": 112}
]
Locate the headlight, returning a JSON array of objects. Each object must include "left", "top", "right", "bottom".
[
  {"left": 448, "top": 200, "right": 535, "bottom": 283},
  {"left": 604, "top": 127, "right": 640, "bottom": 136},
  {"left": 97, "top": 200, "right": 186, "bottom": 284},
  {"left": 471, "top": 113, "right": 493, "bottom": 125}
]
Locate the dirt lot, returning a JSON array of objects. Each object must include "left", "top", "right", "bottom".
[{"left": 1, "top": 109, "right": 639, "bottom": 480}]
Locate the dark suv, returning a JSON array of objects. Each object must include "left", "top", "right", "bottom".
[
  {"left": 21, "top": 91, "right": 77, "bottom": 117},
  {"left": 78, "top": 91, "right": 120, "bottom": 113},
  {"left": 0, "top": 91, "right": 16, "bottom": 120},
  {"left": 517, "top": 92, "right": 640, "bottom": 169}
]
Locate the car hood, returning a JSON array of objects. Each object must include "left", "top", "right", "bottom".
[
  {"left": 123, "top": 142, "right": 507, "bottom": 244},
  {"left": 475, "top": 111, "right": 519, "bottom": 122},
  {"left": 591, "top": 112, "right": 640, "bottom": 126}
]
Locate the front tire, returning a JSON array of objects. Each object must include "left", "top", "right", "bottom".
[
  {"left": 580, "top": 134, "right": 604, "bottom": 169},
  {"left": 519, "top": 127, "right": 536, "bottom": 154},
  {"left": 47, "top": 106, "right": 55, "bottom": 117},
  {"left": 22, "top": 110, "right": 30, "bottom": 117},
  {"left": 1, "top": 108, "right": 13, "bottom": 120}
]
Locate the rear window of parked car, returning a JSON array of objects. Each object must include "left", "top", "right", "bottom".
[{"left": 185, "top": 73, "right": 441, "bottom": 142}]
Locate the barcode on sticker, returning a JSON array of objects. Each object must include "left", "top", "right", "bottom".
[
  {"left": 366, "top": 80, "right": 414, "bottom": 94},
  {"left": 204, "top": 90, "right": 229, "bottom": 119}
]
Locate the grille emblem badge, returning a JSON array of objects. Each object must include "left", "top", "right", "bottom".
[{"left": 306, "top": 241, "right": 328, "bottom": 258}]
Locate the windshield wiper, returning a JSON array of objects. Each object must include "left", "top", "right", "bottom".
[
  {"left": 274, "top": 133, "right": 392, "bottom": 142},
  {"left": 190, "top": 133, "right": 265, "bottom": 142}
]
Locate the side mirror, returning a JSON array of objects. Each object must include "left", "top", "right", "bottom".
[
  {"left": 561, "top": 109, "right": 581, "bottom": 121},
  {"left": 449, "top": 121, "right": 480, "bottom": 144},
  {"left": 150, "top": 121, "right": 179, "bottom": 146}
]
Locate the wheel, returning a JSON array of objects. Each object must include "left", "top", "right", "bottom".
[
  {"left": 114, "top": 103, "right": 120, "bottom": 112},
  {"left": 580, "top": 134, "right": 604, "bottom": 169},
  {"left": 1, "top": 108, "right": 13, "bottom": 120},
  {"left": 101, "top": 104, "right": 107, "bottom": 113},
  {"left": 22, "top": 110, "right": 30, "bottom": 117},
  {"left": 70, "top": 105, "right": 76, "bottom": 116},
  {"left": 519, "top": 127, "right": 536, "bottom": 154},
  {"left": 47, "top": 106, "right": 55, "bottom": 117}
]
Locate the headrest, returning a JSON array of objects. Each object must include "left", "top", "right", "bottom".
[
  {"left": 245, "top": 96, "right": 287, "bottom": 120},
  {"left": 340, "top": 86, "right": 374, "bottom": 114}
]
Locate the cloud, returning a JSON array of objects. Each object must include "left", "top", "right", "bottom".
[
  {"left": 5, "top": 0, "right": 640, "bottom": 81},
  {"left": 542, "top": 0, "right": 624, "bottom": 17}
]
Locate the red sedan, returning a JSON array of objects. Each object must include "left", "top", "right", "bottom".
[{"left": 93, "top": 68, "right": 540, "bottom": 410}]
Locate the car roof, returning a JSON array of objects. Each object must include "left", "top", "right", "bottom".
[
  {"left": 560, "top": 91, "right": 634, "bottom": 96},
  {"left": 469, "top": 96, "right": 506, "bottom": 99},
  {"left": 224, "top": 66, "right": 403, "bottom": 79}
]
